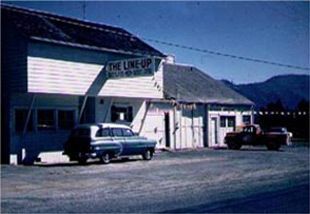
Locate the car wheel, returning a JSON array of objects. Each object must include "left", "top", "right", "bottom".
[
  {"left": 100, "top": 153, "right": 111, "bottom": 164},
  {"left": 227, "top": 141, "right": 241, "bottom": 150},
  {"left": 78, "top": 156, "right": 88, "bottom": 165},
  {"left": 142, "top": 150, "right": 153, "bottom": 160}
]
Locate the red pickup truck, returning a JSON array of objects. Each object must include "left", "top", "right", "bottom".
[{"left": 224, "top": 124, "right": 288, "bottom": 151}]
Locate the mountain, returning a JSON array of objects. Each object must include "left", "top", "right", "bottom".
[{"left": 221, "top": 74, "right": 309, "bottom": 110}]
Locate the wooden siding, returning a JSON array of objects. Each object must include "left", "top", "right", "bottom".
[
  {"left": 2, "top": 26, "right": 28, "bottom": 93},
  {"left": 208, "top": 110, "right": 252, "bottom": 147},
  {"left": 27, "top": 42, "right": 164, "bottom": 99}
]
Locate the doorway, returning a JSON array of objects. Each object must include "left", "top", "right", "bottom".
[{"left": 164, "top": 112, "right": 170, "bottom": 148}]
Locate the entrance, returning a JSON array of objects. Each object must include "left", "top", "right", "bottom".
[
  {"left": 210, "top": 117, "right": 218, "bottom": 146},
  {"left": 164, "top": 112, "right": 170, "bottom": 148}
]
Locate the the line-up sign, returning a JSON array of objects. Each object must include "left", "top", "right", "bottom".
[{"left": 106, "top": 57, "right": 155, "bottom": 78}]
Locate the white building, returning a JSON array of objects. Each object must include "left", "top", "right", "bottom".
[{"left": 1, "top": 5, "right": 253, "bottom": 164}]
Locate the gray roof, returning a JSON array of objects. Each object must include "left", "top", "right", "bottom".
[
  {"left": 1, "top": 4, "right": 165, "bottom": 57},
  {"left": 163, "top": 63, "right": 254, "bottom": 105}
]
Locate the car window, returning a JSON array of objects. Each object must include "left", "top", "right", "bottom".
[
  {"left": 122, "top": 128, "right": 134, "bottom": 137},
  {"left": 111, "top": 128, "right": 123, "bottom": 137},
  {"left": 96, "top": 128, "right": 110, "bottom": 137},
  {"left": 243, "top": 126, "right": 256, "bottom": 133}
]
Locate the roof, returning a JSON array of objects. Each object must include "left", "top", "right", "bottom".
[
  {"left": 1, "top": 4, "right": 165, "bottom": 57},
  {"left": 163, "top": 63, "right": 254, "bottom": 105}
]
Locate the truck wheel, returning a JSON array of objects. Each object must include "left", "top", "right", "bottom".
[
  {"left": 266, "top": 142, "right": 281, "bottom": 151},
  {"left": 100, "top": 153, "right": 111, "bottom": 164},
  {"left": 142, "top": 150, "right": 153, "bottom": 160},
  {"left": 227, "top": 141, "right": 241, "bottom": 150}
]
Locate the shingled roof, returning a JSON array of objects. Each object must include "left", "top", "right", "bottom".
[
  {"left": 163, "top": 63, "right": 254, "bottom": 105},
  {"left": 1, "top": 4, "right": 165, "bottom": 57}
]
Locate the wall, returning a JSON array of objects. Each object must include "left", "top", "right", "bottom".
[
  {"left": 1, "top": 25, "right": 28, "bottom": 163},
  {"left": 10, "top": 93, "right": 79, "bottom": 164},
  {"left": 208, "top": 109, "right": 252, "bottom": 147},
  {"left": 27, "top": 41, "right": 164, "bottom": 99},
  {"left": 174, "top": 104, "right": 205, "bottom": 149}
]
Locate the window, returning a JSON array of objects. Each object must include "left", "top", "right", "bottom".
[
  {"left": 58, "top": 110, "right": 75, "bottom": 130},
  {"left": 37, "top": 110, "right": 55, "bottom": 130},
  {"left": 122, "top": 128, "right": 134, "bottom": 137},
  {"left": 220, "top": 117, "right": 226, "bottom": 127},
  {"left": 15, "top": 109, "right": 33, "bottom": 132},
  {"left": 111, "top": 128, "right": 123, "bottom": 137},
  {"left": 242, "top": 115, "right": 251, "bottom": 125},
  {"left": 72, "top": 128, "right": 90, "bottom": 137},
  {"left": 227, "top": 117, "right": 235, "bottom": 127},
  {"left": 111, "top": 106, "right": 133, "bottom": 122},
  {"left": 220, "top": 116, "right": 235, "bottom": 128},
  {"left": 96, "top": 128, "right": 111, "bottom": 137}
]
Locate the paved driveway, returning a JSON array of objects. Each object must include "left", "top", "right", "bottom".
[{"left": 1, "top": 146, "right": 309, "bottom": 213}]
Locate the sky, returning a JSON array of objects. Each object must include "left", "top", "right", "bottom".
[{"left": 3, "top": 1, "right": 309, "bottom": 84}]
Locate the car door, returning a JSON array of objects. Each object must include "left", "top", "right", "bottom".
[
  {"left": 110, "top": 128, "right": 126, "bottom": 155},
  {"left": 95, "top": 128, "right": 121, "bottom": 155},
  {"left": 122, "top": 128, "right": 143, "bottom": 155}
]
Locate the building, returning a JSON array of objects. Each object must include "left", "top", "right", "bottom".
[
  {"left": 1, "top": 4, "right": 253, "bottom": 164},
  {"left": 144, "top": 63, "right": 253, "bottom": 150}
]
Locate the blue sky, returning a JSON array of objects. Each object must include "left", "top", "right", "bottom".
[{"left": 4, "top": 1, "right": 309, "bottom": 83}]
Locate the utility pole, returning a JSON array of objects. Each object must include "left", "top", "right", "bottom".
[{"left": 82, "top": 1, "right": 86, "bottom": 20}]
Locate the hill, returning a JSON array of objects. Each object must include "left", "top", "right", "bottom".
[{"left": 221, "top": 74, "right": 309, "bottom": 110}]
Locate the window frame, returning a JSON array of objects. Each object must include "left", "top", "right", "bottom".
[
  {"left": 111, "top": 105, "right": 133, "bottom": 123},
  {"left": 58, "top": 109, "right": 76, "bottom": 130},
  {"left": 219, "top": 116, "right": 236, "bottom": 128},
  {"left": 14, "top": 108, "right": 34, "bottom": 133}
]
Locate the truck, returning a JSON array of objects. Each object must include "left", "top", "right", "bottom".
[{"left": 224, "top": 124, "right": 288, "bottom": 151}]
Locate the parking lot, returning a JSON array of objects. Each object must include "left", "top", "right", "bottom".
[{"left": 1, "top": 145, "right": 309, "bottom": 213}]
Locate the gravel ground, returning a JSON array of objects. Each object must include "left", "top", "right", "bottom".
[{"left": 1, "top": 145, "right": 309, "bottom": 213}]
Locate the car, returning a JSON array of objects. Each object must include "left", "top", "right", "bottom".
[
  {"left": 267, "top": 127, "right": 293, "bottom": 146},
  {"left": 224, "top": 124, "right": 288, "bottom": 151},
  {"left": 63, "top": 123, "right": 157, "bottom": 164}
]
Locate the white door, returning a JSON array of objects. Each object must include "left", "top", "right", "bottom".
[{"left": 210, "top": 118, "right": 218, "bottom": 147}]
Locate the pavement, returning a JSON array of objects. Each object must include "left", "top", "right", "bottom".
[{"left": 1, "top": 145, "right": 309, "bottom": 213}]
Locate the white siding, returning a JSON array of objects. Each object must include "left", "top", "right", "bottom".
[
  {"left": 175, "top": 106, "right": 205, "bottom": 149},
  {"left": 208, "top": 110, "right": 252, "bottom": 147},
  {"left": 27, "top": 43, "right": 164, "bottom": 99}
]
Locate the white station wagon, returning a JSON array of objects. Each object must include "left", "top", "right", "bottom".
[{"left": 63, "top": 123, "right": 157, "bottom": 164}]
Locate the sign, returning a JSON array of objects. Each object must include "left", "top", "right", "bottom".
[{"left": 106, "top": 57, "right": 155, "bottom": 78}]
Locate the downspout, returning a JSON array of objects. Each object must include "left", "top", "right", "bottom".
[
  {"left": 173, "top": 104, "right": 177, "bottom": 150},
  {"left": 138, "top": 100, "right": 151, "bottom": 134},
  {"left": 78, "top": 95, "right": 88, "bottom": 123},
  {"left": 251, "top": 104, "right": 255, "bottom": 124},
  {"left": 20, "top": 94, "right": 36, "bottom": 164}
]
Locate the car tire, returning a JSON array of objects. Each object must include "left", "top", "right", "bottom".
[
  {"left": 78, "top": 156, "right": 88, "bottom": 165},
  {"left": 142, "top": 150, "right": 153, "bottom": 160},
  {"left": 227, "top": 141, "right": 241, "bottom": 150},
  {"left": 100, "top": 153, "right": 111, "bottom": 164}
]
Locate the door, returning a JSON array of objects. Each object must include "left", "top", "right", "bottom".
[
  {"left": 111, "top": 128, "right": 127, "bottom": 155},
  {"left": 164, "top": 112, "right": 171, "bottom": 148},
  {"left": 210, "top": 118, "right": 218, "bottom": 147},
  {"left": 122, "top": 128, "right": 143, "bottom": 155}
]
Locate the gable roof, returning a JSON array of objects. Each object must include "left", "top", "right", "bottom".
[
  {"left": 1, "top": 4, "right": 165, "bottom": 57},
  {"left": 163, "top": 63, "right": 254, "bottom": 105}
]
